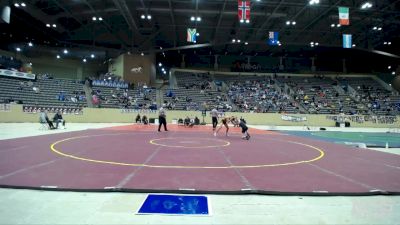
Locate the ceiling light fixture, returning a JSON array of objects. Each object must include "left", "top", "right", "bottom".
[
  {"left": 141, "top": 15, "right": 146, "bottom": 19},
  {"left": 28, "top": 42, "right": 33, "bottom": 47},
  {"left": 14, "top": 3, "right": 20, "bottom": 7},
  {"left": 16, "top": 47, "right": 21, "bottom": 52},
  {"left": 98, "top": 17, "right": 103, "bottom": 21},
  {"left": 147, "top": 15, "right": 152, "bottom": 20},
  {"left": 361, "top": 2, "right": 372, "bottom": 9},
  {"left": 92, "top": 17, "right": 97, "bottom": 21},
  {"left": 56, "top": 55, "right": 60, "bottom": 59},
  {"left": 91, "top": 54, "right": 95, "bottom": 58},
  {"left": 52, "top": 24, "right": 57, "bottom": 28},
  {"left": 196, "top": 17, "right": 201, "bottom": 22},
  {"left": 63, "top": 49, "right": 68, "bottom": 54},
  {"left": 83, "top": 59, "right": 87, "bottom": 63},
  {"left": 21, "top": 2, "right": 26, "bottom": 7}
]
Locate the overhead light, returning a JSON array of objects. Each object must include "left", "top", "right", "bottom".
[
  {"left": 388, "top": 66, "right": 391, "bottom": 69},
  {"left": 377, "top": 27, "right": 382, "bottom": 31},
  {"left": 163, "top": 71, "right": 167, "bottom": 74},
  {"left": 16, "top": 47, "right": 21, "bottom": 52},
  {"left": 21, "top": 2, "right": 26, "bottom": 7},
  {"left": 352, "top": 44, "right": 356, "bottom": 47},
  {"left": 237, "top": 39, "right": 241, "bottom": 43},
  {"left": 245, "top": 19, "right": 250, "bottom": 23},
  {"left": 240, "top": 19, "right": 244, "bottom": 23},
  {"left": 232, "top": 39, "right": 236, "bottom": 43},
  {"left": 196, "top": 17, "right": 201, "bottom": 22},
  {"left": 46, "top": 24, "right": 50, "bottom": 27},
  {"left": 158, "top": 63, "right": 162, "bottom": 67},
  {"left": 161, "top": 68, "right": 165, "bottom": 71},
  {"left": 141, "top": 52, "right": 144, "bottom": 56},
  {"left": 52, "top": 24, "right": 57, "bottom": 28},
  {"left": 56, "top": 55, "right": 60, "bottom": 59},
  {"left": 292, "top": 21, "right": 296, "bottom": 25},
  {"left": 361, "top": 2, "right": 372, "bottom": 9},
  {"left": 14, "top": 3, "right": 20, "bottom": 7},
  {"left": 392, "top": 72, "right": 396, "bottom": 75},
  {"left": 190, "top": 16, "right": 195, "bottom": 21},
  {"left": 160, "top": 47, "right": 163, "bottom": 50},
  {"left": 310, "top": 42, "right": 314, "bottom": 45},
  {"left": 63, "top": 49, "right": 68, "bottom": 54},
  {"left": 28, "top": 42, "right": 33, "bottom": 47},
  {"left": 336, "top": 24, "right": 341, "bottom": 27},
  {"left": 29, "top": 62, "right": 32, "bottom": 66},
  {"left": 309, "top": 0, "right": 320, "bottom": 5},
  {"left": 315, "top": 42, "right": 319, "bottom": 46},
  {"left": 245, "top": 42, "right": 248, "bottom": 45},
  {"left": 196, "top": 33, "right": 200, "bottom": 36},
  {"left": 91, "top": 54, "right": 95, "bottom": 58},
  {"left": 141, "top": 15, "right": 146, "bottom": 19},
  {"left": 83, "top": 59, "right": 87, "bottom": 63},
  {"left": 388, "top": 42, "right": 392, "bottom": 45},
  {"left": 147, "top": 15, "right": 152, "bottom": 20},
  {"left": 92, "top": 17, "right": 97, "bottom": 21},
  {"left": 278, "top": 43, "right": 282, "bottom": 46},
  {"left": 98, "top": 17, "right": 103, "bottom": 21},
  {"left": 384, "top": 42, "right": 388, "bottom": 45},
  {"left": 331, "top": 24, "right": 335, "bottom": 27},
  {"left": 373, "top": 26, "right": 377, "bottom": 30},
  {"left": 286, "top": 21, "right": 291, "bottom": 25}
]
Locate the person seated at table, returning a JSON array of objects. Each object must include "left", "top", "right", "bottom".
[
  {"left": 135, "top": 114, "right": 141, "bottom": 123},
  {"left": 142, "top": 115, "right": 148, "bottom": 125}
]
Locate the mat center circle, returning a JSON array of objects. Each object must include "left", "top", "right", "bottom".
[{"left": 149, "top": 137, "right": 230, "bottom": 148}]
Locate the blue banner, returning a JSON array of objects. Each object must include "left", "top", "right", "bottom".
[
  {"left": 137, "top": 194, "right": 210, "bottom": 215},
  {"left": 268, "top": 31, "right": 279, "bottom": 46},
  {"left": 343, "top": 34, "right": 352, "bottom": 48}
]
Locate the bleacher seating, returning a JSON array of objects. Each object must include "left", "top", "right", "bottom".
[{"left": 0, "top": 76, "right": 86, "bottom": 113}]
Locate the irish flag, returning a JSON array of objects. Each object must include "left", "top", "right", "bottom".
[{"left": 338, "top": 7, "right": 349, "bottom": 25}]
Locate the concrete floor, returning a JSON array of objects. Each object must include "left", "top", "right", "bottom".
[{"left": 0, "top": 123, "right": 399, "bottom": 225}]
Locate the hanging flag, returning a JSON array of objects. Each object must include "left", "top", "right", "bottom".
[
  {"left": 187, "top": 28, "right": 197, "bottom": 43},
  {"left": 238, "top": 0, "right": 250, "bottom": 23},
  {"left": 343, "top": 34, "right": 352, "bottom": 48},
  {"left": 268, "top": 31, "right": 279, "bottom": 46},
  {"left": 338, "top": 7, "right": 350, "bottom": 25}
]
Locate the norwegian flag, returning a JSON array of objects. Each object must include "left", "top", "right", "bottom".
[{"left": 238, "top": 0, "right": 250, "bottom": 23}]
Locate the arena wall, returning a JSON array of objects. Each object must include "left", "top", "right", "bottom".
[{"left": 1, "top": 105, "right": 399, "bottom": 128}]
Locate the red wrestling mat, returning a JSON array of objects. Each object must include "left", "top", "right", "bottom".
[{"left": 0, "top": 124, "right": 399, "bottom": 195}]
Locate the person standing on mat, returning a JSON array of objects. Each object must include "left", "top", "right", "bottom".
[
  {"left": 236, "top": 118, "right": 250, "bottom": 140},
  {"left": 215, "top": 116, "right": 233, "bottom": 136},
  {"left": 211, "top": 108, "right": 219, "bottom": 132},
  {"left": 158, "top": 107, "right": 168, "bottom": 132}
]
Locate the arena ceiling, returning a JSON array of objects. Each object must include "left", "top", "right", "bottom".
[{"left": 1, "top": 0, "right": 399, "bottom": 58}]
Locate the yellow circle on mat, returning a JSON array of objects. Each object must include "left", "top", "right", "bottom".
[
  {"left": 149, "top": 137, "right": 230, "bottom": 148},
  {"left": 50, "top": 134, "right": 325, "bottom": 169}
]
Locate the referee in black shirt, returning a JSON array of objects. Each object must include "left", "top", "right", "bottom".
[{"left": 158, "top": 107, "right": 168, "bottom": 132}]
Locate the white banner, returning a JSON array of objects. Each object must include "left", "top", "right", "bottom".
[
  {"left": 0, "top": 69, "right": 36, "bottom": 80},
  {"left": 281, "top": 114, "right": 307, "bottom": 122}
]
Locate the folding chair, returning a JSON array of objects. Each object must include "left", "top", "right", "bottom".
[{"left": 39, "top": 121, "right": 49, "bottom": 130}]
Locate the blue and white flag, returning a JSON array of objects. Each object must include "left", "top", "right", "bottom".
[
  {"left": 268, "top": 31, "right": 279, "bottom": 46},
  {"left": 343, "top": 34, "right": 352, "bottom": 48}
]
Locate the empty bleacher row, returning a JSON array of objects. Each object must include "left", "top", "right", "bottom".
[{"left": 0, "top": 76, "right": 85, "bottom": 113}]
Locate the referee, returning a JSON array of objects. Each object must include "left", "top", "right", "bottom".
[
  {"left": 211, "top": 108, "right": 219, "bottom": 131},
  {"left": 158, "top": 107, "right": 168, "bottom": 132}
]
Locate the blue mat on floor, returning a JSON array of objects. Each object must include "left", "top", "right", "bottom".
[
  {"left": 280, "top": 131, "right": 400, "bottom": 148},
  {"left": 137, "top": 194, "right": 210, "bottom": 215}
]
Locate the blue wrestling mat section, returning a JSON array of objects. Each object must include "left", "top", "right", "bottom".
[
  {"left": 281, "top": 131, "right": 400, "bottom": 148},
  {"left": 137, "top": 194, "right": 210, "bottom": 215}
]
